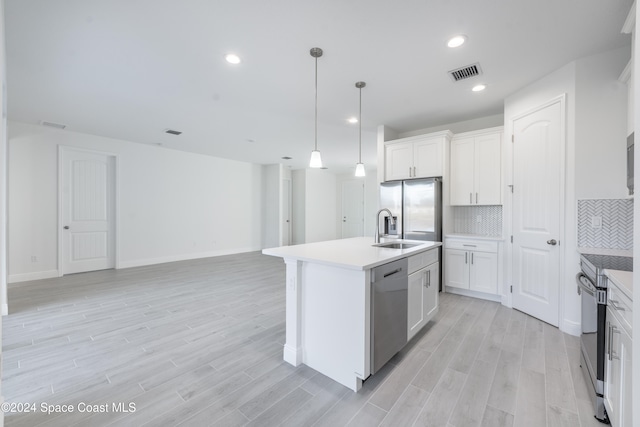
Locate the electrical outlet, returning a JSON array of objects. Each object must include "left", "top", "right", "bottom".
[
  {"left": 590, "top": 216, "right": 602, "bottom": 229},
  {"left": 31, "top": 256, "right": 37, "bottom": 263},
  {"left": 476, "top": 215, "right": 482, "bottom": 223}
]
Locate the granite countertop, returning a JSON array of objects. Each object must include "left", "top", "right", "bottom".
[{"left": 262, "top": 237, "right": 442, "bottom": 271}]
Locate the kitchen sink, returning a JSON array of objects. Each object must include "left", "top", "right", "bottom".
[{"left": 374, "top": 242, "right": 421, "bottom": 249}]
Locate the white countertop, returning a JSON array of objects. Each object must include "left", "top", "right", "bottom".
[
  {"left": 445, "top": 233, "right": 504, "bottom": 241},
  {"left": 578, "top": 247, "right": 633, "bottom": 257},
  {"left": 262, "top": 237, "right": 442, "bottom": 271},
  {"left": 606, "top": 269, "right": 633, "bottom": 300}
]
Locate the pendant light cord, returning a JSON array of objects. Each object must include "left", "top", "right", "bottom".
[
  {"left": 314, "top": 55, "right": 318, "bottom": 151},
  {"left": 358, "top": 86, "right": 362, "bottom": 163}
]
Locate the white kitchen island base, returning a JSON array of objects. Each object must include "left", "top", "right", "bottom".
[{"left": 263, "top": 237, "right": 442, "bottom": 392}]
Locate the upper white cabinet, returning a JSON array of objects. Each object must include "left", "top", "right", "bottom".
[
  {"left": 620, "top": 2, "right": 635, "bottom": 136},
  {"left": 450, "top": 127, "right": 502, "bottom": 205},
  {"left": 384, "top": 131, "right": 451, "bottom": 181}
]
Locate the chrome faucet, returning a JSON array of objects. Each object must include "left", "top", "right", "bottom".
[{"left": 375, "top": 208, "right": 395, "bottom": 243}]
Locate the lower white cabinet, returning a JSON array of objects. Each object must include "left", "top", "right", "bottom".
[
  {"left": 604, "top": 280, "right": 633, "bottom": 427},
  {"left": 407, "top": 249, "right": 439, "bottom": 341},
  {"left": 444, "top": 238, "right": 498, "bottom": 295}
]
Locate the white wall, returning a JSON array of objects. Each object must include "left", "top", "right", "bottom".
[
  {"left": 8, "top": 121, "right": 264, "bottom": 281},
  {"left": 575, "top": 46, "right": 630, "bottom": 199},
  {"left": 505, "top": 61, "right": 578, "bottom": 334},
  {"left": 262, "top": 164, "right": 281, "bottom": 249},
  {"left": 504, "top": 47, "right": 629, "bottom": 336},
  {"left": 291, "top": 169, "right": 306, "bottom": 245},
  {"left": 1, "top": 1, "right": 7, "bottom": 424},
  {"left": 398, "top": 113, "right": 504, "bottom": 139},
  {"left": 305, "top": 169, "right": 337, "bottom": 243}
]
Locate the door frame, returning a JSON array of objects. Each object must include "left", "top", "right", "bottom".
[
  {"left": 281, "top": 178, "right": 292, "bottom": 246},
  {"left": 57, "top": 145, "right": 120, "bottom": 275},
  {"left": 505, "top": 94, "right": 566, "bottom": 325}
]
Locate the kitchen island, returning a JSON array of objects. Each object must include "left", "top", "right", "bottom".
[{"left": 263, "top": 237, "right": 442, "bottom": 391}]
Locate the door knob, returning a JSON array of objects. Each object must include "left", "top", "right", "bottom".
[
  {"left": 547, "top": 239, "right": 557, "bottom": 245},
  {"left": 63, "top": 226, "right": 70, "bottom": 230}
]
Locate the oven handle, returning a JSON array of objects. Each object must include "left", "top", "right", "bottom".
[{"left": 576, "top": 272, "right": 596, "bottom": 297}]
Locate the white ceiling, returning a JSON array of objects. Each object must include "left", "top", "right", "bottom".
[{"left": 5, "top": 0, "right": 634, "bottom": 174}]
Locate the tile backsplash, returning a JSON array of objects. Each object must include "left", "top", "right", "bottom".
[
  {"left": 452, "top": 205, "right": 502, "bottom": 236},
  {"left": 577, "top": 199, "right": 633, "bottom": 250}
]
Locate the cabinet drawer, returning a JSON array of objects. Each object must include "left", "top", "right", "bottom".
[
  {"left": 408, "top": 248, "right": 438, "bottom": 274},
  {"left": 608, "top": 284, "right": 633, "bottom": 337},
  {"left": 444, "top": 239, "right": 497, "bottom": 253}
]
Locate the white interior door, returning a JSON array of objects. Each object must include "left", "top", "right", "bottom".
[
  {"left": 512, "top": 99, "right": 563, "bottom": 326},
  {"left": 282, "top": 178, "right": 292, "bottom": 246},
  {"left": 341, "top": 180, "right": 364, "bottom": 238},
  {"left": 61, "top": 148, "right": 115, "bottom": 274}
]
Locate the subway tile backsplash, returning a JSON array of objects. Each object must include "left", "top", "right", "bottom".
[
  {"left": 577, "top": 199, "right": 633, "bottom": 250},
  {"left": 452, "top": 205, "right": 503, "bottom": 236}
]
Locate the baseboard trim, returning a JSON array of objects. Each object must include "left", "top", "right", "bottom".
[
  {"left": 444, "top": 286, "right": 502, "bottom": 302},
  {"left": 562, "top": 318, "right": 581, "bottom": 337},
  {"left": 118, "top": 247, "right": 263, "bottom": 269},
  {"left": 8, "top": 270, "right": 60, "bottom": 283}
]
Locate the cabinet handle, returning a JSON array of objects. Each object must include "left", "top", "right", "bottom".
[
  {"left": 476, "top": 193, "right": 478, "bottom": 204},
  {"left": 471, "top": 253, "right": 474, "bottom": 264},
  {"left": 427, "top": 270, "right": 431, "bottom": 287},
  {"left": 611, "top": 325, "right": 620, "bottom": 360},
  {"left": 465, "top": 252, "right": 468, "bottom": 264},
  {"left": 413, "top": 166, "right": 416, "bottom": 177},
  {"left": 609, "top": 299, "right": 625, "bottom": 311},
  {"left": 469, "top": 193, "right": 472, "bottom": 204},
  {"left": 607, "top": 321, "right": 612, "bottom": 360},
  {"left": 409, "top": 166, "right": 412, "bottom": 177},
  {"left": 462, "top": 244, "right": 477, "bottom": 247}
]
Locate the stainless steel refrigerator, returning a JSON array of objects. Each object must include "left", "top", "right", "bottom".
[{"left": 379, "top": 178, "right": 442, "bottom": 242}]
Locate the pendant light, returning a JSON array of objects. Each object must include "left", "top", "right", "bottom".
[
  {"left": 309, "top": 47, "right": 323, "bottom": 168},
  {"left": 354, "top": 81, "right": 366, "bottom": 177}
]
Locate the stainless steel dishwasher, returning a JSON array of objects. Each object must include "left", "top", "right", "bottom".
[{"left": 371, "top": 257, "right": 408, "bottom": 374}]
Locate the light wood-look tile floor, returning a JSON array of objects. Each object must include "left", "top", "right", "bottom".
[{"left": 3, "top": 252, "right": 602, "bottom": 426}]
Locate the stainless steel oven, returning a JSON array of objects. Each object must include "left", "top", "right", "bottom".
[{"left": 578, "top": 253, "right": 633, "bottom": 423}]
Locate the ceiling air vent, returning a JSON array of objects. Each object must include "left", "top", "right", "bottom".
[
  {"left": 165, "top": 129, "right": 182, "bottom": 136},
  {"left": 448, "top": 62, "right": 482, "bottom": 82},
  {"left": 40, "top": 121, "right": 67, "bottom": 130}
]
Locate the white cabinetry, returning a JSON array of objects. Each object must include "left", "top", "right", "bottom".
[
  {"left": 407, "top": 248, "right": 439, "bottom": 341},
  {"left": 384, "top": 131, "right": 451, "bottom": 181},
  {"left": 444, "top": 238, "right": 498, "bottom": 296},
  {"left": 604, "top": 277, "right": 633, "bottom": 427},
  {"left": 450, "top": 128, "right": 502, "bottom": 205}
]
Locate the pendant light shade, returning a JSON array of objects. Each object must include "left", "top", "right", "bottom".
[
  {"left": 309, "top": 150, "right": 322, "bottom": 168},
  {"left": 354, "top": 81, "right": 366, "bottom": 177},
  {"left": 309, "top": 47, "right": 323, "bottom": 168}
]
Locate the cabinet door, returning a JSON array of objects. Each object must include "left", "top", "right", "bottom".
[
  {"left": 414, "top": 138, "right": 443, "bottom": 178},
  {"left": 407, "top": 268, "right": 426, "bottom": 341},
  {"left": 604, "top": 314, "right": 615, "bottom": 423},
  {"left": 424, "top": 262, "right": 439, "bottom": 320},
  {"left": 474, "top": 133, "right": 502, "bottom": 205},
  {"left": 469, "top": 251, "right": 498, "bottom": 294},
  {"left": 450, "top": 136, "right": 475, "bottom": 205},
  {"left": 385, "top": 142, "right": 413, "bottom": 181},
  {"left": 444, "top": 249, "right": 469, "bottom": 289},
  {"left": 619, "top": 327, "right": 632, "bottom": 427}
]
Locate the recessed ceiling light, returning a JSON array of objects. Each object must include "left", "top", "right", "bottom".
[
  {"left": 165, "top": 129, "right": 182, "bottom": 135},
  {"left": 281, "top": 156, "right": 292, "bottom": 160},
  {"left": 472, "top": 84, "right": 486, "bottom": 92},
  {"left": 246, "top": 138, "right": 256, "bottom": 143},
  {"left": 347, "top": 117, "right": 358, "bottom": 124},
  {"left": 447, "top": 35, "right": 467, "bottom": 48},
  {"left": 225, "top": 54, "right": 241, "bottom": 64}
]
